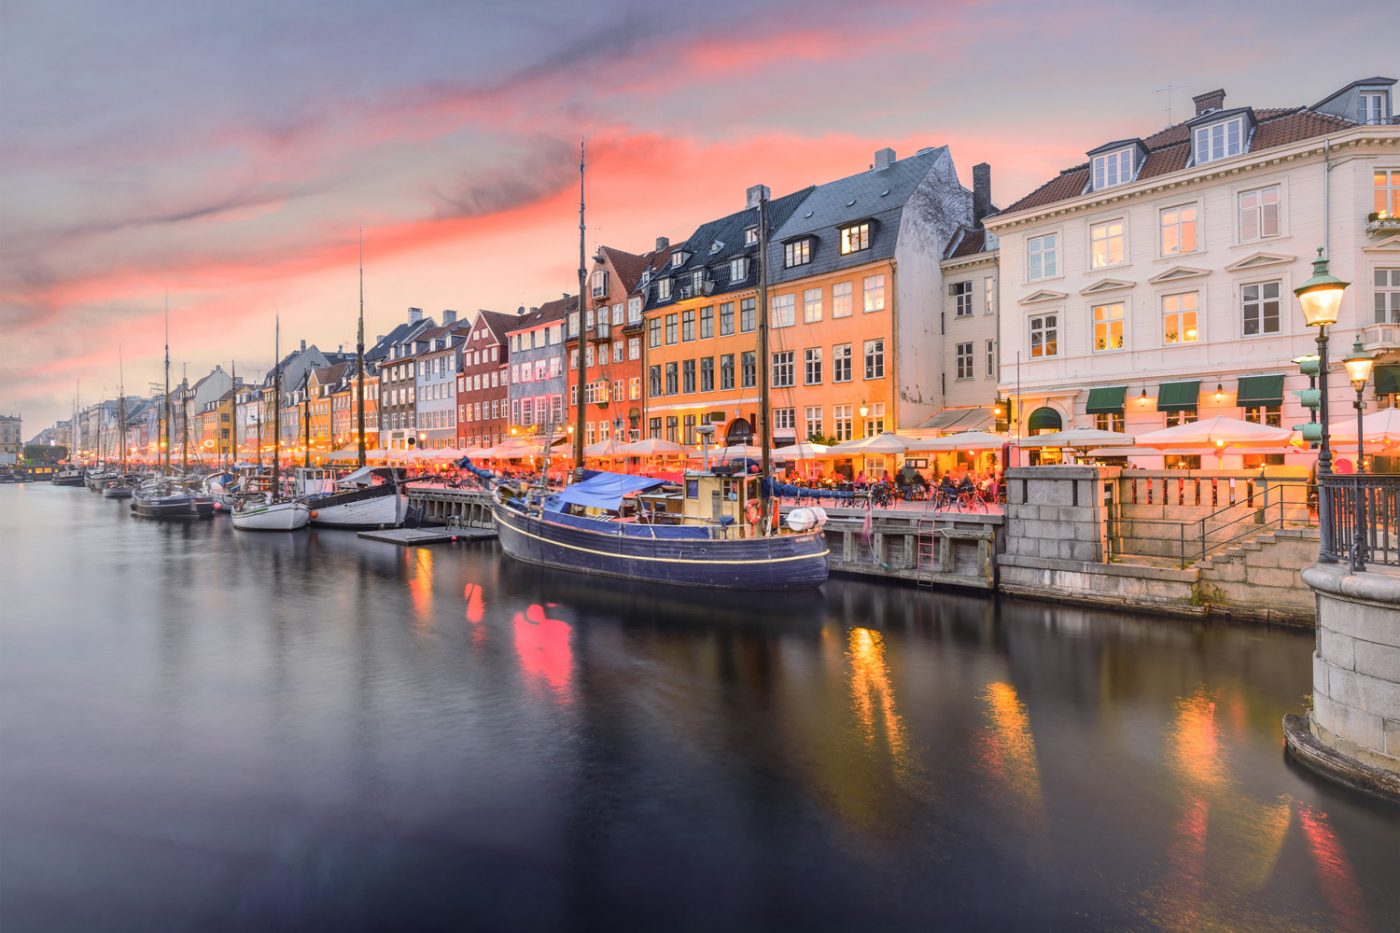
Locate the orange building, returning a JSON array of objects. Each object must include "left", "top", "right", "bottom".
[
  {"left": 305, "top": 362, "right": 346, "bottom": 461},
  {"left": 330, "top": 359, "right": 380, "bottom": 453}
]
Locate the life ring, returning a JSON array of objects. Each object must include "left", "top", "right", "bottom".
[{"left": 746, "top": 499, "right": 762, "bottom": 525}]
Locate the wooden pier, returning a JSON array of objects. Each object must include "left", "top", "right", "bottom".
[{"left": 357, "top": 526, "right": 496, "bottom": 546}]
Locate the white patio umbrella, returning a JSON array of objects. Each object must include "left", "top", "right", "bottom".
[
  {"left": 584, "top": 438, "right": 628, "bottom": 458},
  {"left": 715, "top": 444, "right": 763, "bottom": 460},
  {"left": 364, "top": 448, "right": 388, "bottom": 459},
  {"left": 617, "top": 438, "right": 689, "bottom": 457},
  {"left": 772, "top": 441, "right": 830, "bottom": 460},
  {"left": 458, "top": 447, "right": 492, "bottom": 460},
  {"left": 911, "top": 431, "right": 1009, "bottom": 451},
  {"left": 484, "top": 441, "right": 547, "bottom": 458},
  {"left": 1327, "top": 407, "right": 1400, "bottom": 445},
  {"left": 826, "top": 431, "right": 919, "bottom": 455},
  {"left": 1016, "top": 427, "right": 1135, "bottom": 449},
  {"left": 1133, "top": 416, "right": 1292, "bottom": 450}
]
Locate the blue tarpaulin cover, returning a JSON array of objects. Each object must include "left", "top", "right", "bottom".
[{"left": 548, "top": 471, "right": 667, "bottom": 512}]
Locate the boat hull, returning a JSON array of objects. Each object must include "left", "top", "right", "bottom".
[
  {"left": 53, "top": 472, "right": 85, "bottom": 487},
  {"left": 101, "top": 485, "right": 134, "bottom": 499},
  {"left": 232, "top": 500, "right": 310, "bottom": 531},
  {"left": 307, "top": 485, "right": 406, "bottom": 529},
  {"left": 132, "top": 495, "right": 198, "bottom": 520},
  {"left": 490, "top": 499, "right": 829, "bottom": 590}
]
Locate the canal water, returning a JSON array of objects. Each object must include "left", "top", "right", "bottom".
[{"left": 1, "top": 484, "right": 1395, "bottom": 931}]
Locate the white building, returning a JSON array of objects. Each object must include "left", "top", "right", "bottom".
[{"left": 986, "top": 77, "right": 1400, "bottom": 468}]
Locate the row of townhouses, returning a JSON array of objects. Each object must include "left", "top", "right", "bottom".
[{"left": 37, "top": 74, "right": 1400, "bottom": 472}]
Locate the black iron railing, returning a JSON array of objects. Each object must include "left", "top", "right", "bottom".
[{"left": 1321, "top": 474, "right": 1400, "bottom": 570}]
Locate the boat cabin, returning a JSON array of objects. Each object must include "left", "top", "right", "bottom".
[
  {"left": 294, "top": 467, "right": 337, "bottom": 497},
  {"left": 636, "top": 471, "right": 762, "bottom": 525}
]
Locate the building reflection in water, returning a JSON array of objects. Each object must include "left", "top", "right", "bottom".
[
  {"left": 846, "top": 627, "right": 909, "bottom": 779},
  {"left": 405, "top": 548, "right": 433, "bottom": 629},
  {"left": 1298, "top": 803, "right": 1368, "bottom": 933},
  {"left": 976, "top": 681, "right": 1043, "bottom": 820},
  {"left": 514, "top": 602, "right": 573, "bottom": 703}
]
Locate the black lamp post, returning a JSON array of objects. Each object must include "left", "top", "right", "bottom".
[
  {"left": 1343, "top": 336, "right": 1375, "bottom": 572},
  {"left": 1294, "top": 248, "right": 1349, "bottom": 562}
]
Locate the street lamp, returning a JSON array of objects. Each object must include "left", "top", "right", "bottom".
[
  {"left": 697, "top": 422, "right": 715, "bottom": 471},
  {"left": 1344, "top": 337, "right": 1375, "bottom": 573},
  {"left": 1295, "top": 247, "right": 1349, "bottom": 563}
]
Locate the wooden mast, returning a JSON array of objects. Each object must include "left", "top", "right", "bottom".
[
  {"left": 302, "top": 369, "right": 311, "bottom": 469},
  {"left": 118, "top": 348, "right": 126, "bottom": 474},
  {"left": 229, "top": 359, "right": 237, "bottom": 469},
  {"left": 756, "top": 190, "right": 772, "bottom": 531},
  {"left": 273, "top": 315, "right": 281, "bottom": 495},
  {"left": 163, "top": 296, "right": 170, "bottom": 476},
  {"left": 181, "top": 364, "right": 188, "bottom": 473},
  {"left": 572, "top": 138, "right": 587, "bottom": 473},
  {"left": 357, "top": 229, "right": 367, "bottom": 468}
]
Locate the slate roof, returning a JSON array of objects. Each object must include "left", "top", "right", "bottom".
[
  {"left": 509, "top": 295, "right": 576, "bottom": 333},
  {"left": 767, "top": 147, "right": 956, "bottom": 285},
  {"left": 645, "top": 187, "right": 813, "bottom": 311},
  {"left": 366, "top": 317, "right": 434, "bottom": 363},
  {"left": 1002, "top": 105, "right": 1359, "bottom": 216},
  {"left": 471, "top": 309, "right": 519, "bottom": 345}
]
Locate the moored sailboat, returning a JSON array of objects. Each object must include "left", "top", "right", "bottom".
[{"left": 233, "top": 315, "right": 309, "bottom": 532}]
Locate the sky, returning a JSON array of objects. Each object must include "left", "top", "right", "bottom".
[{"left": 1, "top": 0, "right": 1393, "bottom": 433}]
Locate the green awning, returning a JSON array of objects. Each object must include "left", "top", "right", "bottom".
[
  {"left": 1376, "top": 365, "right": 1400, "bottom": 396},
  {"left": 1156, "top": 380, "right": 1201, "bottom": 411},
  {"left": 1085, "top": 386, "right": 1127, "bottom": 414},
  {"left": 1236, "top": 374, "right": 1284, "bottom": 405},
  {"left": 1027, "top": 407, "right": 1063, "bottom": 432}
]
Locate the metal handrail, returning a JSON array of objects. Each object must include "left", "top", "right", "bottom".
[
  {"left": 1320, "top": 474, "right": 1400, "bottom": 570},
  {"left": 1197, "top": 482, "right": 1313, "bottom": 563}
]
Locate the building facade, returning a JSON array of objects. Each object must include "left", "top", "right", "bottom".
[
  {"left": 378, "top": 309, "right": 436, "bottom": 450},
  {"left": 456, "top": 310, "right": 515, "bottom": 449},
  {"left": 933, "top": 219, "right": 1002, "bottom": 433},
  {"left": 414, "top": 312, "right": 468, "bottom": 450},
  {"left": 0, "top": 414, "right": 21, "bottom": 463},
  {"left": 507, "top": 297, "right": 572, "bottom": 436},
  {"left": 986, "top": 78, "right": 1400, "bottom": 468}
]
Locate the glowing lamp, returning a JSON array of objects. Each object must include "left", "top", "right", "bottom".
[
  {"left": 1294, "top": 248, "right": 1348, "bottom": 328},
  {"left": 1214, "top": 383, "right": 1224, "bottom": 403},
  {"left": 1138, "top": 389, "right": 1149, "bottom": 407},
  {"left": 858, "top": 401, "right": 870, "bottom": 418},
  {"left": 1343, "top": 337, "right": 1375, "bottom": 390}
]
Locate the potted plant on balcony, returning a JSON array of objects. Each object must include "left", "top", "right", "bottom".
[{"left": 1367, "top": 212, "right": 1400, "bottom": 236}]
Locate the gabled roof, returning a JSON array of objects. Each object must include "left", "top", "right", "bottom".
[
  {"left": 942, "top": 226, "right": 996, "bottom": 261},
  {"left": 1312, "top": 76, "right": 1396, "bottom": 110},
  {"left": 366, "top": 318, "right": 433, "bottom": 363},
  {"left": 470, "top": 309, "right": 519, "bottom": 345},
  {"left": 598, "top": 245, "right": 661, "bottom": 294},
  {"left": 1002, "top": 103, "right": 1357, "bottom": 216},
  {"left": 510, "top": 295, "right": 576, "bottom": 333},
  {"left": 311, "top": 362, "right": 349, "bottom": 386}
]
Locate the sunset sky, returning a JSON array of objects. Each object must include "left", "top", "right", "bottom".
[{"left": 2, "top": 0, "right": 1392, "bottom": 431}]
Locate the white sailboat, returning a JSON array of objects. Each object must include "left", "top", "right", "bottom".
[{"left": 233, "top": 314, "right": 309, "bottom": 532}]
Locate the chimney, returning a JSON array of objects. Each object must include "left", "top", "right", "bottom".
[
  {"left": 873, "top": 147, "right": 896, "bottom": 171},
  {"left": 655, "top": 236, "right": 669, "bottom": 251},
  {"left": 517, "top": 305, "right": 526, "bottom": 316},
  {"left": 299, "top": 339, "right": 306, "bottom": 352},
  {"left": 745, "top": 184, "right": 770, "bottom": 209},
  {"left": 1193, "top": 89, "right": 1225, "bottom": 116},
  {"left": 972, "top": 163, "right": 992, "bottom": 229},
  {"left": 408, "top": 307, "right": 423, "bottom": 324},
  {"left": 376, "top": 334, "right": 384, "bottom": 344},
  {"left": 442, "top": 310, "right": 457, "bottom": 325}
]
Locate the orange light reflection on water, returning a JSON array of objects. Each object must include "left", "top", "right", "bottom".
[
  {"left": 514, "top": 602, "right": 573, "bottom": 703},
  {"left": 406, "top": 548, "right": 433, "bottom": 627},
  {"left": 1298, "top": 803, "right": 1368, "bottom": 933},
  {"left": 846, "top": 627, "right": 908, "bottom": 774},
  {"left": 1171, "top": 690, "right": 1223, "bottom": 789},
  {"left": 976, "top": 681, "right": 1043, "bottom": 818}
]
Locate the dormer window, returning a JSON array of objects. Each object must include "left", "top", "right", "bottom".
[
  {"left": 692, "top": 269, "right": 705, "bottom": 290},
  {"left": 744, "top": 227, "right": 758, "bottom": 246},
  {"left": 657, "top": 278, "right": 672, "bottom": 300},
  {"left": 1193, "top": 117, "right": 1244, "bottom": 165},
  {"left": 730, "top": 257, "right": 748, "bottom": 281},
  {"left": 591, "top": 269, "right": 608, "bottom": 298},
  {"left": 670, "top": 251, "right": 687, "bottom": 269},
  {"left": 1091, "top": 147, "right": 1134, "bottom": 190},
  {"left": 708, "top": 240, "right": 724, "bottom": 255},
  {"left": 839, "top": 222, "right": 871, "bottom": 255},
  {"left": 1361, "top": 91, "right": 1389, "bottom": 125},
  {"left": 783, "top": 239, "right": 812, "bottom": 268}
]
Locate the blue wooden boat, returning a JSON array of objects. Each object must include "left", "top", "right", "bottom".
[{"left": 489, "top": 470, "right": 829, "bottom": 590}]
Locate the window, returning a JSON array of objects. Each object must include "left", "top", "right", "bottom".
[
  {"left": 802, "top": 288, "right": 822, "bottom": 324},
  {"left": 628, "top": 297, "right": 642, "bottom": 324},
  {"left": 833, "top": 404, "right": 853, "bottom": 442},
  {"left": 719, "top": 302, "right": 735, "bottom": 336},
  {"left": 665, "top": 313, "right": 678, "bottom": 345},
  {"left": 986, "top": 339, "right": 996, "bottom": 377},
  {"left": 1028, "top": 233, "right": 1058, "bottom": 280},
  {"left": 682, "top": 310, "right": 695, "bottom": 341},
  {"left": 682, "top": 360, "right": 696, "bottom": 393},
  {"left": 1376, "top": 170, "right": 1400, "bottom": 218},
  {"left": 1162, "top": 292, "right": 1199, "bottom": 345},
  {"left": 840, "top": 222, "right": 870, "bottom": 254},
  {"left": 682, "top": 414, "right": 696, "bottom": 445},
  {"left": 629, "top": 377, "right": 641, "bottom": 400},
  {"left": 591, "top": 270, "right": 608, "bottom": 298},
  {"left": 955, "top": 342, "right": 974, "bottom": 379},
  {"left": 1238, "top": 185, "right": 1280, "bottom": 241},
  {"left": 1092, "top": 302, "right": 1125, "bottom": 351},
  {"left": 1242, "top": 281, "right": 1281, "bottom": 336},
  {"left": 770, "top": 294, "right": 795, "bottom": 329},
  {"left": 773, "top": 407, "right": 796, "bottom": 433},
  {"left": 1244, "top": 404, "right": 1282, "bottom": 427},
  {"left": 740, "top": 298, "right": 756, "bottom": 332},
  {"left": 863, "top": 275, "right": 886, "bottom": 312},
  {"left": 671, "top": 252, "right": 685, "bottom": 268},
  {"left": 784, "top": 239, "right": 811, "bottom": 268},
  {"left": 951, "top": 281, "right": 972, "bottom": 317},
  {"left": 772, "top": 351, "right": 795, "bottom": 388},
  {"left": 700, "top": 357, "right": 714, "bottom": 392},
  {"left": 863, "top": 339, "right": 885, "bottom": 379},
  {"left": 730, "top": 258, "right": 748, "bottom": 282},
  {"left": 744, "top": 227, "right": 758, "bottom": 246},
  {"left": 865, "top": 402, "right": 886, "bottom": 436},
  {"left": 1361, "top": 92, "right": 1388, "bottom": 125},
  {"left": 741, "top": 351, "right": 756, "bottom": 388},
  {"left": 1092, "top": 147, "right": 1134, "bottom": 189},
  {"left": 1094, "top": 412, "right": 1125, "bottom": 433},
  {"left": 664, "top": 362, "right": 678, "bottom": 395},
  {"left": 984, "top": 276, "right": 995, "bottom": 316},
  {"left": 657, "top": 278, "right": 672, "bottom": 300},
  {"left": 649, "top": 417, "right": 661, "bottom": 440},
  {"left": 628, "top": 337, "right": 641, "bottom": 360},
  {"left": 833, "top": 344, "right": 852, "bottom": 382},
  {"left": 1193, "top": 117, "right": 1244, "bottom": 165},
  {"left": 1029, "top": 313, "right": 1058, "bottom": 358},
  {"left": 833, "top": 281, "right": 853, "bottom": 318},
  {"left": 720, "top": 354, "right": 735, "bottom": 390},
  {"left": 802, "top": 348, "right": 822, "bottom": 385},
  {"left": 1160, "top": 205, "right": 1198, "bottom": 255},
  {"left": 804, "top": 406, "right": 823, "bottom": 438},
  {"left": 699, "top": 306, "right": 713, "bottom": 339},
  {"left": 1090, "top": 220, "right": 1125, "bottom": 269},
  {"left": 1376, "top": 269, "right": 1400, "bottom": 323},
  {"left": 1165, "top": 407, "right": 1198, "bottom": 428},
  {"left": 665, "top": 416, "right": 678, "bottom": 442},
  {"left": 648, "top": 318, "right": 661, "bottom": 348}
]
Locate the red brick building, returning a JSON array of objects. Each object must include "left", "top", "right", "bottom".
[
  {"left": 567, "top": 241, "right": 671, "bottom": 445},
  {"left": 456, "top": 310, "right": 516, "bottom": 449}
]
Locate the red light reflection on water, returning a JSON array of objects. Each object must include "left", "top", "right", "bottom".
[
  {"left": 405, "top": 549, "right": 433, "bottom": 627},
  {"left": 514, "top": 602, "right": 572, "bottom": 702},
  {"left": 1298, "top": 802, "right": 1368, "bottom": 933},
  {"left": 463, "top": 583, "right": 484, "bottom": 623}
]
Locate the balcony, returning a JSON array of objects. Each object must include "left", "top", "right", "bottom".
[
  {"left": 1366, "top": 213, "right": 1400, "bottom": 237},
  {"left": 594, "top": 320, "right": 611, "bottom": 341},
  {"left": 1362, "top": 322, "right": 1400, "bottom": 351}
]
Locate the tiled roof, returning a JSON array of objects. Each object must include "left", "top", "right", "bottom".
[
  {"left": 472, "top": 309, "right": 518, "bottom": 344},
  {"left": 312, "top": 362, "right": 349, "bottom": 385},
  {"left": 510, "top": 295, "right": 576, "bottom": 332},
  {"left": 1002, "top": 106, "right": 1357, "bottom": 215},
  {"left": 600, "top": 245, "right": 655, "bottom": 294},
  {"left": 942, "top": 226, "right": 989, "bottom": 260}
]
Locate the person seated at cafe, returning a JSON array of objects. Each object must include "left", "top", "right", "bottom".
[
  {"left": 938, "top": 473, "right": 958, "bottom": 497},
  {"left": 957, "top": 472, "right": 977, "bottom": 495}
]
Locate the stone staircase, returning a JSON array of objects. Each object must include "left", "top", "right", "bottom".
[{"left": 1193, "top": 527, "right": 1320, "bottom": 624}]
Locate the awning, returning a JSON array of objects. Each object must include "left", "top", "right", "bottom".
[
  {"left": 1026, "top": 407, "right": 1063, "bottom": 432},
  {"left": 552, "top": 471, "right": 667, "bottom": 511},
  {"left": 916, "top": 406, "right": 992, "bottom": 431},
  {"left": 1156, "top": 380, "right": 1201, "bottom": 411},
  {"left": 1236, "top": 374, "right": 1284, "bottom": 406},
  {"left": 1375, "top": 365, "right": 1400, "bottom": 396},
  {"left": 1084, "top": 386, "right": 1127, "bottom": 414}
]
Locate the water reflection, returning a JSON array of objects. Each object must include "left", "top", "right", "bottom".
[
  {"left": 514, "top": 603, "right": 573, "bottom": 702},
  {"left": 846, "top": 627, "right": 908, "bottom": 771},
  {"left": 406, "top": 548, "right": 433, "bottom": 627},
  {"left": 1298, "top": 803, "right": 1368, "bottom": 933},
  {"left": 976, "top": 681, "right": 1043, "bottom": 820}
]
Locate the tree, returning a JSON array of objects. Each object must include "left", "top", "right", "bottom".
[{"left": 25, "top": 444, "right": 66, "bottom": 464}]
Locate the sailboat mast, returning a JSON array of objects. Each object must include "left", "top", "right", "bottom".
[
  {"left": 357, "top": 229, "right": 367, "bottom": 468},
  {"left": 273, "top": 316, "right": 281, "bottom": 490},
  {"left": 572, "top": 138, "right": 586, "bottom": 472},
  {"left": 302, "top": 370, "right": 311, "bottom": 469},
  {"left": 181, "top": 363, "right": 188, "bottom": 473},
  {"left": 118, "top": 348, "right": 126, "bottom": 474},
  {"left": 230, "top": 359, "right": 237, "bottom": 469},
  {"left": 756, "top": 190, "right": 772, "bottom": 522},
  {"left": 163, "top": 297, "right": 170, "bottom": 476}
]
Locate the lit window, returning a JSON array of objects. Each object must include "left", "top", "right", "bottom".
[
  {"left": 1092, "top": 303, "right": 1124, "bottom": 351},
  {"left": 1090, "top": 220, "right": 1125, "bottom": 269},
  {"left": 1092, "top": 147, "right": 1134, "bottom": 189},
  {"left": 1029, "top": 314, "right": 1058, "bottom": 358},
  {"left": 1162, "top": 292, "right": 1199, "bottom": 345},
  {"left": 657, "top": 278, "right": 672, "bottom": 300},
  {"left": 1243, "top": 404, "right": 1282, "bottom": 427},
  {"left": 840, "top": 223, "right": 870, "bottom": 254},
  {"left": 832, "top": 282, "right": 853, "bottom": 318},
  {"left": 1375, "top": 170, "right": 1400, "bottom": 219},
  {"left": 1027, "top": 233, "right": 1058, "bottom": 280},
  {"left": 730, "top": 257, "right": 748, "bottom": 282},
  {"left": 1094, "top": 412, "right": 1125, "bottom": 433},
  {"left": 1238, "top": 185, "right": 1280, "bottom": 241},
  {"left": 1193, "top": 117, "right": 1244, "bottom": 164},
  {"left": 744, "top": 227, "right": 758, "bottom": 246},
  {"left": 1159, "top": 205, "right": 1198, "bottom": 255},
  {"left": 863, "top": 274, "right": 886, "bottom": 312}
]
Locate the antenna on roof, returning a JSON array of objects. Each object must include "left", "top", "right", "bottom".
[{"left": 1156, "top": 83, "right": 1181, "bottom": 126}]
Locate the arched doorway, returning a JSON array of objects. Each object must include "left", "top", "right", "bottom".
[{"left": 726, "top": 418, "right": 753, "bottom": 445}]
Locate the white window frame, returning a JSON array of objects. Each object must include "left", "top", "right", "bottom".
[
  {"left": 832, "top": 281, "right": 854, "bottom": 318},
  {"left": 1027, "top": 233, "right": 1059, "bottom": 281},
  {"left": 1159, "top": 203, "right": 1199, "bottom": 257},
  {"left": 1028, "top": 313, "right": 1058, "bottom": 359},
  {"left": 1375, "top": 169, "right": 1400, "bottom": 219},
  {"left": 1193, "top": 116, "right": 1244, "bottom": 165},
  {"left": 803, "top": 288, "right": 822, "bottom": 323},
  {"left": 955, "top": 342, "right": 974, "bottom": 380},
  {"left": 1161, "top": 291, "right": 1200, "bottom": 347},
  {"left": 862, "top": 274, "right": 886, "bottom": 313},
  {"left": 1240, "top": 279, "right": 1283, "bottom": 337},
  {"left": 1360, "top": 91, "right": 1388, "bottom": 126},
  {"left": 1375, "top": 268, "right": 1400, "bottom": 324},
  {"left": 1089, "top": 219, "right": 1126, "bottom": 269},
  {"left": 1237, "top": 184, "right": 1281, "bottom": 242},
  {"left": 770, "top": 293, "right": 795, "bottom": 329},
  {"left": 1091, "top": 147, "right": 1134, "bottom": 190}
]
